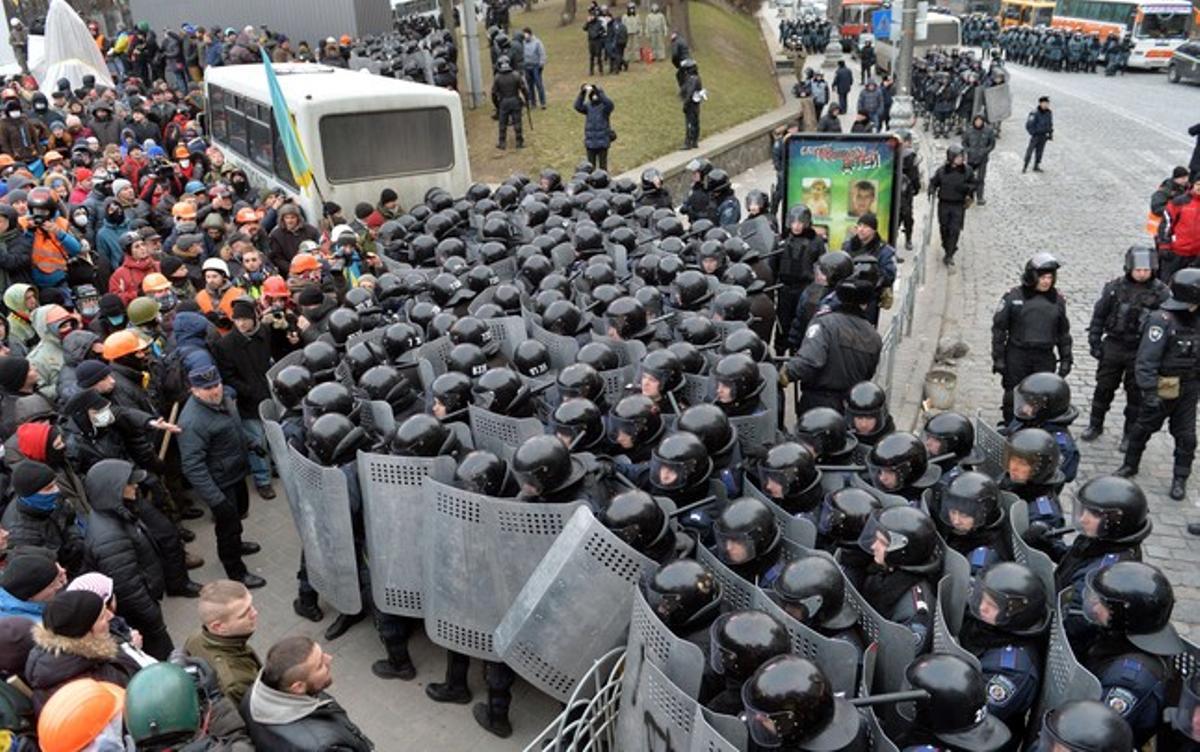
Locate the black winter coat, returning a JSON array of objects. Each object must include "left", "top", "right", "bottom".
[
  {"left": 242, "top": 688, "right": 374, "bottom": 752},
  {"left": 0, "top": 498, "right": 85, "bottom": 575},
  {"left": 24, "top": 624, "right": 139, "bottom": 713},
  {"left": 214, "top": 326, "right": 273, "bottom": 418},
  {"left": 178, "top": 392, "right": 249, "bottom": 506},
  {"left": 82, "top": 460, "right": 168, "bottom": 643}
]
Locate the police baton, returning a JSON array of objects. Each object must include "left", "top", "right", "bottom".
[
  {"left": 816, "top": 464, "right": 867, "bottom": 473},
  {"left": 849, "top": 689, "right": 930, "bottom": 707},
  {"left": 669, "top": 495, "right": 720, "bottom": 519},
  {"left": 648, "top": 312, "right": 677, "bottom": 326}
]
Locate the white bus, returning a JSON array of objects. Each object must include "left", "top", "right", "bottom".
[
  {"left": 1052, "top": 0, "right": 1193, "bottom": 69},
  {"left": 204, "top": 64, "right": 471, "bottom": 224}
]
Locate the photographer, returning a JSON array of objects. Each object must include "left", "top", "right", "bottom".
[
  {"left": 214, "top": 299, "right": 277, "bottom": 500},
  {"left": 573, "top": 83, "right": 615, "bottom": 171},
  {"left": 258, "top": 275, "right": 301, "bottom": 361}
]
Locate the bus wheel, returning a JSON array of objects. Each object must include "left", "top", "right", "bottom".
[{"left": 1167, "top": 64, "right": 1180, "bottom": 83}]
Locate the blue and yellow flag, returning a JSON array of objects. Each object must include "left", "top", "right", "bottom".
[{"left": 261, "top": 50, "right": 314, "bottom": 189}]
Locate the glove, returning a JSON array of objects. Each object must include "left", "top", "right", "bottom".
[
  {"left": 1023, "top": 521, "right": 1052, "bottom": 551},
  {"left": 1057, "top": 361, "right": 1072, "bottom": 378},
  {"left": 991, "top": 362, "right": 1005, "bottom": 376},
  {"left": 778, "top": 369, "right": 791, "bottom": 388}
]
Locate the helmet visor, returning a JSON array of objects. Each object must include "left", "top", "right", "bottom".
[
  {"left": 651, "top": 455, "right": 703, "bottom": 491},
  {"left": 865, "top": 456, "right": 909, "bottom": 492},
  {"left": 939, "top": 493, "right": 984, "bottom": 535},
  {"left": 1081, "top": 574, "right": 1118, "bottom": 629},
  {"left": 742, "top": 702, "right": 794, "bottom": 749},
  {"left": 1171, "top": 676, "right": 1200, "bottom": 741},
  {"left": 1012, "top": 389, "right": 1048, "bottom": 422},
  {"left": 759, "top": 466, "right": 801, "bottom": 500},
  {"left": 713, "top": 527, "right": 763, "bottom": 566},
  {"left": 605, "top": 413, "right": 645, "bottom": 450},
  {"left": 550, "top": 418, "right": 598, "bottom": 451},
  {"left": 967, "top": 579, "right": 1031, "bottom": 629},
  {"left": 1073, "top": 500, "right": 1122, "bottom": 539},
  {"left": 856, "top": 515, "right": 907, "bottom": 561},
  {"left": 774, "top": 589, "right": 825, "bottom": 624}
]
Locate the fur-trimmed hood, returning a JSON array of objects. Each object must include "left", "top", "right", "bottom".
[{"left": 32, "top": 622, "right": 118, "bottom": 659}]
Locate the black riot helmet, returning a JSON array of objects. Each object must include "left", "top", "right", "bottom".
[
  {"left": 520, "top": 254, "right": 554, "bottom": 291},
  {"left": 1022, "top": 252, "right": 1061, "bottom": 288},
  {"left": 742, "top": 655, "right": 865, "bottom": 752},
  {"left": 677, "top": 316, "right": 719, "bottom": 347},
  {"left": 449, "top": 316, "right": 499, "bottom": 357},
  {"left": 542, "top": 300, "right": 590, "bottom": 337},
  {"left": 921, "top": 411, "right": 979, "bottom": 463},
  {"left": 713, "top": 353, "right": 765, "bottom": 410},
  {"left": 816, "top": 251, "right": 855, "bottom": 287},
  {"left": 597, "top": 490, "right": 668, "bottom": 553},
  {"left": 472, "top": 368, "right": 529, "bottom": 416},
  {"left": 640, "top": 166, "right": 664, "bottom": 192},
  {"left": 358, "top": 365, "right": 417, "bottom": 412},
  {"left": 1012, "top": 372, "right": 1073, "bottom": 424},
  {"left": 1083, "top": 561, "right": 1183, "bottom": 655},
  {"left": 656, "top": 215, "right": 685, "bottom": 239},
  {"left": 795, "top": 407, "right": 856, "bottom": 462},
  {"left": 454, "top": 450, "right": 511, "bottom": 497},
  {"left": 723, "top": 263, "right": 765, "bottom": 294},
  {"left": 641, "top": 559, "right": 722, "bottom": 632},
  {"left": 657, "top": 255, "right": 685, "bottom": 287},
  {"left": 557, "top": 363, "right": 605, "bottom": 404},
  {"left": 272, "top": 365, "right": 313, "bottom": 410},
  {"left": 836, "top": 263, "right": 880, "bottom": 307},
  {"left": 390, "top": 413, "right": 457, "bottom": 457},
  {"left": 492, "top": 283, "right": 524, "bottom": 315},
  {"left": 302, "top": 340, "right": 339, "bottom": 383},
  {"left": 857, "top": 505, "right": 938, "bottom": 569},
  {"left": 672, "top": 270, "right": 714, "bottom": 311},
  {"left": 866, "top": 432, "right": 934, "bottom": 492},
  {"left": 1074, "top": 475, "right": 1150, "bottom": 541},
  {"left": 669, "top": 342, "right": 707, "bottom": 375},
  {"left": 307, "top": 413, "right": 367, "bottom": 467},
  {"left": 344, "top": 341, "right": 386, "bottom": 382},
  {"left": 817, "top": 488, "right": 882, "bottom": 547},
  {"left": 407, "top": 300, "right": 441, "bottom": 335},
  {"left": 430, "top": 371, "right": 472, "bottom": 419},
  {"left": 512, "top": 340, "right": 552, "bottom": 379},
  {"left": 758, "top": 442, "right": 821, "bottom": 505},
  {"left": 677, "top": 404, "right": 737, "bottom": 458},
  {"left": 1003, "top": 428, "right": 1062, "bottom": 486},
  {"left": 550, "top": 398, "right": 604, "bottom": 451},
  {"left": 946, "top": 142, "right": 966, "bottom": 164},
  {"left": 576, "top": 341, "right": 620, "bottom": 372},
  {"left": 640, "top": 349, "right": 685, "bottom": 398},
  {"left": 713, "top": 497, "right": 781, "bottom": 568},
  {"left": 1040, "top": 701, "right": 1134, "bottom": 752},
  {"left": 428, "top": 311, "right": 460, "bottom": 341},
  {"left": 697, "top": 240, "right": 727, "bottom": 273},
  {"left": 711, "top": 289, "right": 752, "bottom": 323},
  {"left": 303, "top": 381, "right": 355, "bottom": 419},
  {"left": 650, "top": 432, "right": 712, "bottom": 493},
  {"left": 605, "top": 296, "right": 653, "bottom": 340},
  {"left": 772, "top": 555, "right": 857, "bottom": 631},
  {"left": 708, "top": 610, "right": 790, "bottom": 682},
  {"left": 1169, "top": 267, "right": 1200, "bottom": 306},
  {"left": 446, "top": 343, "right": 488, "bottom": 379},
  {"left": 430, "top": 272, "right": 473, "bottom": 308},
  {"left": 1124, "top": 245, "right": 1158, "bottom": 275},
  {"left": 904, "top": 653, "right": 1011, "bottom": 752},
  {"left": 607, "top": 394, "right": 665, "bottom": 450},
  {"left": 786, "top": 204, "right": 813, "bottom": 230},
  {"left": 511, "top": 434, "right": 584, "bottom": 497},
  {"left": 343, "top": 286, "right": 377, "bottom": 314},
  {"left": 720, "top": 328, "right": 769, "bottom": 363},
  {"left": 845, "top": 381, "right": 889, "bottom": 439},
  {"left": 967, "top": 561, "right": 1049, "bottom": 636},
  {"left": 939, "top": 471, "right": 1001, "bottom": 535}
]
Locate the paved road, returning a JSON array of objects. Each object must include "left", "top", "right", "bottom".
[{"left": 943, "top": 60, "right": 1200, "bottom": 635}]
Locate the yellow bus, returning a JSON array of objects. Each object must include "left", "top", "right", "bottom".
[{"left": 998, "top": 0, "right": 1056, "bottom": 27}]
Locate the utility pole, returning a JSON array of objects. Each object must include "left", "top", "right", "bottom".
[
  {"left": 888, "top": 0, "right": 918, "bottom": 129},
  {"left": 439, "top": 0, "right": 456, "bottom": 39},
  {"left": 462, "top": 0, "right": 486, "bottom": 109},
  {"left": 822, "top": 0, "right": 844, "bottom": 68}
]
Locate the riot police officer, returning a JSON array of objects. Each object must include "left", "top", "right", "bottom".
[
  {"left": 857, "top": 505, "right": 941, "bottom": 652},
  {"left": 845, "top": 381, "right": 894, "bottom": 459},
  {"left": 678, "top": 404, "right": 743, "bottom": 498},
  {"left": 958, "top": 562, "right": 1050, "bottom": 739},
  {"left": 1079, "top": 561, "right": 1183, "bottom": 747},
  {"left": 1009, "top": 371, "right": 1080, "bottom": 484},
  {"left": 608, "top": 394, "right": 665, "bottom": 466},
  {"left": 898, "top": 129, "right": 922, "bottom": 251},
  {"left": 742, "top": 655, "right": 867, "bottom": 752},
  {"left": 928, "top": 143, "right": 976, "bottom": 266},
  {"left": 702, "top": 609, "right": 791, "bottom": 715},
  {"left": 640, "top": 558, "right": 723, "bottom": 651},
  {"left": 776, "top": 204, "right": 828, "bottom": 354},
  {"left": 780, "top": 266, "right": 883, "bottom": 413},
  {"left": 920, "top": 410, "right": 984, "bottom": 501},
  {"left": 1116, "top": 267, "right": 1200, "bottom": 500},
  {"left": 754, "top": 441, "right": 823, "bottom": 519},
  {"left": 1033, "top": 700, "right": 1134, "bottom": 752},
  {"left": 992, "top": 253, "right": 1072, "bottom": 424},
  {"left": 814, "top": 487, "right": 882, "bottom": 588},
  {"left": 771, "top": 555, "right": 867, "bottom": 662},
  {"left": 786, "top": 251, "right": 854, "bottom": 353},
  {"left": 1082, "top": 246, "right": 1169, "bottom": 447},
  {"left": 795, "top": 407, "right": 860, "bottom": 468},
  {"left": 863, "top": 432, "right": 940, "bottom": 504},
  {"left": 899, "top": 653, "right": 1012, "bottom": 751},
  {"left": 934, "top": 471, "right": 1013, "bottom": 575},
  {"left": 491, "top": 56, "right": 528, "bottom": 150},
  {"left": 712, "top": 353, "right": 766, "bottom": 418},
  {"left": 712, "top": 496, "right": 785, "bottom": 587},
  {"left": 511, "top": 434, "right": 601, "bottom": 505},
  {"left": 595, "top": 489, "right": 682, "bottom": 564}
]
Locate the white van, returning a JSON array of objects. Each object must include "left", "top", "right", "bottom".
[{"left": 204, "top": 63, "right": 471, "bottom": 223}]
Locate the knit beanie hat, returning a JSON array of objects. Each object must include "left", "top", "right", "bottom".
[{"left": 43, "top": 590, "right": 104, "bottom": 638}]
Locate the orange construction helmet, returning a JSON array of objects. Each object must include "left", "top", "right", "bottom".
[
  {"left": 174, "top": 144, "right": 190, "bottom": 159},
  {"left": 0, "top": 154, "right": 13, "bottom": 168},
  {"left": 42, "top": 150, "right": 63, "bottom": 164},
  {"left": 290, "top": 253, "right": 321, "bottom": 276},
  {"left": 142, "top": 272, "right": 172, "bottom": 293},
  {"left": 235, "top": 206, "right": 261, "bottom": 225},
  {"left": 102, "top": 330, "right": 150, "bottom": 361},
  {"left": 263, "top": 274, "right": 289, "bottom": 298},
  {"left": 171, "top": 202, "right": 196, "bottom": 221},
  {"left": 339, "top": 34, "right": 352, "bottom": 45},
  {"left": 37, "top": 678, "right": 125, "bottom": 752}
]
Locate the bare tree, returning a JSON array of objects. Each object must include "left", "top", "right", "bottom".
[
  {"left": 667, "top": 0, "right": 692, "bottom": 50},
  {"left": 562, "top": 0, "right": 579, "bottom": 25}
]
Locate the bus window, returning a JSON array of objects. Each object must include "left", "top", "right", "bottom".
[
  {"left": 319, "top": 108, "right": 454, "bottom": 183},
  {"left": 227, "top": 101, "right": 248, "bottom": 158},
  {"left": 247, "top": 116, "right": 274, "bottom": 172},
  {"left": 270, "top": 121, "right": 298, "bottom": 190},
  {"left": 1139, "top": 11, "right": 1188, "bottom": 36},
  {"left": 210, "top": 86, "right": 228, "bottom": 142},
  {"left": 1034, "top": 6, "right": 1054, "bottom": 23}
]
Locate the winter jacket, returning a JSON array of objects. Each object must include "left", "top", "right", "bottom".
[
  {"left": 179, "top": 392, "right": 249, "bottom": 506},
  {"left": 55, "top": 330, "right": 101, "bottom": 408},
  {"left": 962, "top": 124, "right": 996, "bottom": 166},
  {"left": 0, "top": 226, "right": 32, "bottom": 293},
  {"left": 522, "top": 35, "right": 547, "bottom": 67},
  {"left": 62, "top": 402, "right": 160, "bottom": 490},
  {"left": 3, "top": 284, "right": 35, "bottom": 351},
  {"left": 184, "top": 629, "right": 261, "bottom": 707},
  {"left": 108, "top": 256, "right": 159, "bottom": 305},
  {"left": 573, "top": 89, "right": 615, "bottom": 151},
  {"left": 817, "top": 112, "right": 842, "bottom": 133},
  {"left": 26, "top": 307, "right": 68, "bottom": 402},
  {"left": 171, "top": 311, "right": 219, "bottom": 374},
  {"left": 82, "top": 459, "right": 168, "bottom": 641},
  {"left": 24, "top": 623, "right": 139, "bottom": 713},
  {"left": 0, "top": 116, "right": 47, "bottom": 163},
  {"left": 244, "top": 676, "right": 374, "bottom": 752},
  {"left": 0, "top": 496, "right": 85, "bottom": 576},
  {"left": 25, "top": 217, "right": 82, "bottom": 289},
  {"left": 0, "top": 588, "right": 43, "bottom": 621},
  {"left": 95, "top": 216, "right": 131, "bottom": 271},
  {"left": 1167, "top": 193, "right": 1200, "bottom": 257},
  {"left": 856, "top": 85, "right": 883, "bottom": 116},
  {"left": 833, "top": 65, "right": 853, "bottom": 94},
  {"left": 267, "top": 221, "right": 321, "bottom": 273},
  {"left": 88, "top": 112, "right": 122, "bottom": 148},
  {"left": 1025, "top": 107, "right": 1053, "bottom": 138},
  {"left": 214, "top": 325, "right": 272, "bottom": 418}
]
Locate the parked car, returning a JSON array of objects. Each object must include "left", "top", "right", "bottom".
[{"left": 1167, "top": 42, "right": 1200, "bottom": 85}]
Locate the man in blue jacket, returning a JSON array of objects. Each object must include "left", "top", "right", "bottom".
[{"left": 1023, "top": 96, "right": 1053, "bottom": 173}]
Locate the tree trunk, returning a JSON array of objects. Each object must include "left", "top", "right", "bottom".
[
  {"left": 667, "top": 0, "right": 693, "bottom": 50},
  {"left": 562, "top": 0, "right": 578, "bottom": 25}
]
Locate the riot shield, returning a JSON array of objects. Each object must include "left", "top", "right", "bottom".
[
  {"left": 973, "top": 415, "right": 1006, "bottom": 479},
  {"left": 599, "top": 364, "right": 639, "bottom": 407},
  {"left": 485, "top": 315, "right": 529, "bottom": 362},
  {"left": 286, "top": 444, "right": 362, "bottom": 615},
  {"left": 258, "top": 399, "right": 300, "bottom": 518},
  {"left": 358, "top": 399, "right": 396, "bottom": 442},
  {"left": 495, "top": 505, "right": 660, "bottom": 701},
  {"left": 744, "top": 479, "right": 819, "bottom": 548},
  {"left": 859, "top": 644, "right": 902, "bottom": 752},
  {"left": 345, "top": 325, "right": 385, "bottom": 352},
  {"left": 417, "top": 336, "right": 454, "bottom": 377},
  {"left": 712, "top": 320, "right": 748, "bottom": 340},
  {"left": 467, "top": 404, "right": 545, "bottom": 462},
  {"left": 625, "top": 588, "right": 706, "bottom": 698},
  {"left": 843, "top": 575, "right": 916, "bottom": 698},
  {"left": 737, "top": 215, "right": 778, "bottom": 257},
  {"left": 695, "top": 544, "right": 758, "bottom": 613},
  {"left": 421, "top": 477, "right": 584, "bottom": 660},
  {"left": 528, "top": 315, "right": 582, "bottom": 370},
  {"left": 753, "top": 588, "right": 861, "bottom": 697},
  {"left": 334, "top": 360, "right": 354, "bottom": 389},
  {"left": 932, "top": 542, "right": 979, "bottom": 670},
  {"left": 688, "top": 707, "right": 748, "bottom": 752},
  {"left": 266, "top": 349, "right": 304, "bottom": 406},
  {"left": 591, "top": 333, "right": 647, "bottom": 368},
  {"left": 357, "top": 451, "right": 455, "bottom": 617},
  {"left": 1029, "top": 591, "right": 1101, "bottom": 733},
  {"left": 617, "top": 657, "right": 744, "bottom": 752},
  {"left": 1008, "top": 495, "right": 1057, "bottom": 602},
  {"left": 983, "top": 82, "right": 1012, "bottom": 122},
  {"left": 682, "top": 373, "right": 712, "bottom": 407}
]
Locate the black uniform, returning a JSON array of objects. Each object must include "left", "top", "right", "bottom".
[
  {"left": 784, "top": 303, "right": 883, "bottom": 412},
  {"left": 1121, "top": 305, "right": 1200, "bottom": 483},
  {"left": 680, "top": 70, "right": 703, "bottom": 150},
  {"left": 899, "top": 144, "right": 921, "bottom": 250},
  {"left": 491, "top": 69, "right": 528, "bottom": 149},
  {"left": 928, "top": 161, "right": 975, "bottom": 264},
  {"left": 1085, "top": 274, "right": 1169, "bottom": 439},
  {"left": 991, "top": 286, "right": 1072, "bottom": 424},
  {"left": 962, "top": 120, "right": 996, "bottom": 203},
  {"left": 775, "top": 227, "right": 827, "bottom": 354}
]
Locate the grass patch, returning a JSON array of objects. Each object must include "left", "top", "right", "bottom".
[{"left": 461, "top": 0, "right": 781, "bottom": 182}]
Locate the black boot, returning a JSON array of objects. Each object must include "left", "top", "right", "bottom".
[
  {"left": 1171, "top": 476, "right": 1188, "bottom": 501},
  {"left": 293, "top": 595, "right": 323, "bottom": 622},
  {"left": 1114, "top": 462, "right": 1138, "bottom": 478},
  {"left": 473, "top": 702, "right": 513, "bottom": 739},
  {"left": 1187, "top": 523, "right": 1200, "bottom": 536},
  {"left": 372, "top": 654, "right": 416, "bottom": 680},
  {"left": 1080, "top": 425, "right": 1102, "bottom": 442},
  {"left": 426, "top": 682, "right": 472, "bottom": 703},
  {"left": 1119, "top": 435, "right": 1130, "bottom": 453},
  {"left": 324, "top": 611, "right": 366, "bottom": 640}
]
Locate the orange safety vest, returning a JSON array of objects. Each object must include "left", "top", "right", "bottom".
[
  {"left": 22, "top": 216, "right": 71, "bottom": 277},
  {"left": 195, "top": 285, "right": 242, "bottom": 334},
  {"left": 1147, "top": 211, "right": 1162, "bottom": 236}
]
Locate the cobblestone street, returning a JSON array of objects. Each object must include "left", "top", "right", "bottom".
[{"left": 942, "top": 62, "right": 1200, "bottom": 635}]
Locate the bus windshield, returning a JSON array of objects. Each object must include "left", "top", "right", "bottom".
[{"left": 1137, "top": 11, "right": 1189, "bottom": 37}]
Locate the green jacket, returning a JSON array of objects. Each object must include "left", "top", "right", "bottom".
[{"left": 185, "top": 628, "right": 262, "bottom": 707}]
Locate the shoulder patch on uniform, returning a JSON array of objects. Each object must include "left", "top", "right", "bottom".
[
  {"left": 806, "top": 324, "right": 821, "bottom": 339},
  {"left": 996, "top": 299, "right": 1007, "bottom": 313},
  {"left": 1105, "top": 686, "right": 1136, "bottom": 716},
  {"left": 1149, "top": 325, "right": 1164, "bottom": 342},
  {"left": 987, "top": 675, "right": 1017, "bottom": 705}
]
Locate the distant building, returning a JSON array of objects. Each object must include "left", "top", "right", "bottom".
[{"left": 128, "top": 0, "right": 392, "bottom": 48}]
